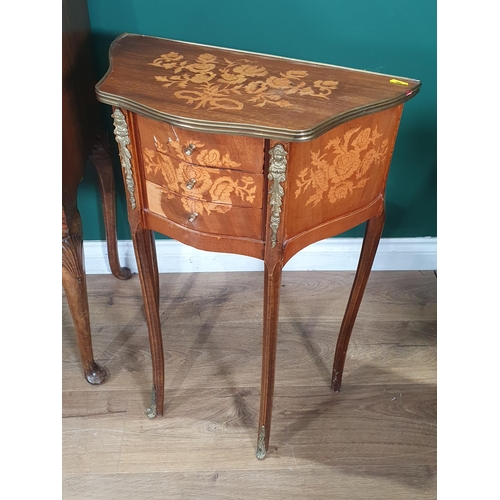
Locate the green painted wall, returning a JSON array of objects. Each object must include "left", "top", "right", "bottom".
[{"left": 79, "top": 0, "right": 436, "bottom": 240}]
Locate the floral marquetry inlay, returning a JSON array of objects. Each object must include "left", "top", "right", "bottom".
[
  {"left": 149, "top": 52, "right": 339, "bottom": 110},
  {"left": 294, "top": 127, "right": 389, "bottom": 206},
  {"left": 143, "top": 139, "right": 257, "bottom": 216}
]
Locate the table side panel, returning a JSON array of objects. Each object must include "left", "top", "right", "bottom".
[{"left": 283, "top": 106, "right": 403, "bottom": 243}]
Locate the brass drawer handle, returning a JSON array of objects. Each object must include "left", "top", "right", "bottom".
[
  {"left": 188, "top": 212, "right": 199, "bottom": 222},
  {"left": 183, "top": 143, "right": 196, "bottom": 156},
  {"left": 186, "top": 178, "right": 197, "bottom": 190}
]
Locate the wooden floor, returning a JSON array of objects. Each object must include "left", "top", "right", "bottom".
[{"left": 62, "top": 270, "right": 436, "bottom": 499}]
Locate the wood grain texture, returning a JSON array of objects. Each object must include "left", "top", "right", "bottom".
[
  {"left": 63, "top": 270, "right": 436, "bottom": 499},
  {"left": 96, "top": 34, "right": 420, "bottom": 141},
  {"left": 63, "top": 466, "right": 436, "bottom": 500}
]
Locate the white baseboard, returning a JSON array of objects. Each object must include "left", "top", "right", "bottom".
[{"left": 83, "top": 237, "right": 437, "bottom": 274}]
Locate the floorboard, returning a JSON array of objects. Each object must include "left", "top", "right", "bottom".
[{"left": 62, "top": 271, "right": 437, "bottom": 499}]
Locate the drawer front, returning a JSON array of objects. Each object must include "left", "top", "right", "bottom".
[
  {"left": 143, "top": 147, "right": 263, "bottom": 209},
  {"left": 146, "top": 181, "right": 263, "bottom": 240},
  {"left": 136, "top": 114, "right": 265, "bottom": 173}
]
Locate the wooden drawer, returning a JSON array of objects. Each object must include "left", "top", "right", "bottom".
[
  {"left": 142, "top": 147, "right": 263, "bottom": 209},
  {"left": 136, "top": 114, "right": 265, "bottom": 173},
  {"left": 146, "top": 181, "right": 263, "bottom": 240}
]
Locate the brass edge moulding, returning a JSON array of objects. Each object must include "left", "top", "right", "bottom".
[
  {"left": 96, "top": 91, "right": 420, "bottom": 143},
  {"left": 111, "top": 108, "right": 137, "bottom": 209},
  {"left": 268, "top": 144, "right": 288, "bottom": 248}
]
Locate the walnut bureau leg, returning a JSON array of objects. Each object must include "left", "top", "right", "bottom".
[
  {"left": 96, "top": 33, "right": 420, "bottom": 459},
  {"left": 62, "top": 207, "right": 107, "bottom": 385},
  {"left": 62, "top": 0, "right": 132, "bottom": 385},
  {"left": 91, "top": 140, "right": 132, "bottom": 281}
]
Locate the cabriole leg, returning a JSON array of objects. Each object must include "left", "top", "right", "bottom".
[
  {"left": 131, "top": 226, "right": 164, "bottom": 417},
  {"left": 256, "top": 262, "right": 283, "bottom": 460},
  {"left": 91, "top": 140, "right": 132, "bottom": 281},
  {"left": 331, "top": 209, "right": 386, "bottom": 393},
  {"left": 62, "top": 208, "right": 107, "bottom": 385}
]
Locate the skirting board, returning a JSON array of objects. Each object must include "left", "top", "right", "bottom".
[{"left": 83, "top": 237, "right": 436, "bottom": 274}]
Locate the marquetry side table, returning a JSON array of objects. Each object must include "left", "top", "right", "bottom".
[{"left": 96, "top": 33, "right": 420, "bottom": 459}]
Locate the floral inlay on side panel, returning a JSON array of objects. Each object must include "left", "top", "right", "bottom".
[
  {"left": 294, "top": 127, "right": 389, "bottom": 206},
  {"left": 149, "top": 52, "right": 338, "bottom": 110},
  {"left": 143, "top": 139, "right": 257, "bottom": 215}
]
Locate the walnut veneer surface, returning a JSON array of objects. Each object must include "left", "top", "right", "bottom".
[{"left": 95, "top": 33, "right": 420, "bottom": 459}]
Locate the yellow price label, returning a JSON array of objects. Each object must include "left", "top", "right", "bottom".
[{"left": 389, "top": 79, "right": 409, "bottom": 86}]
